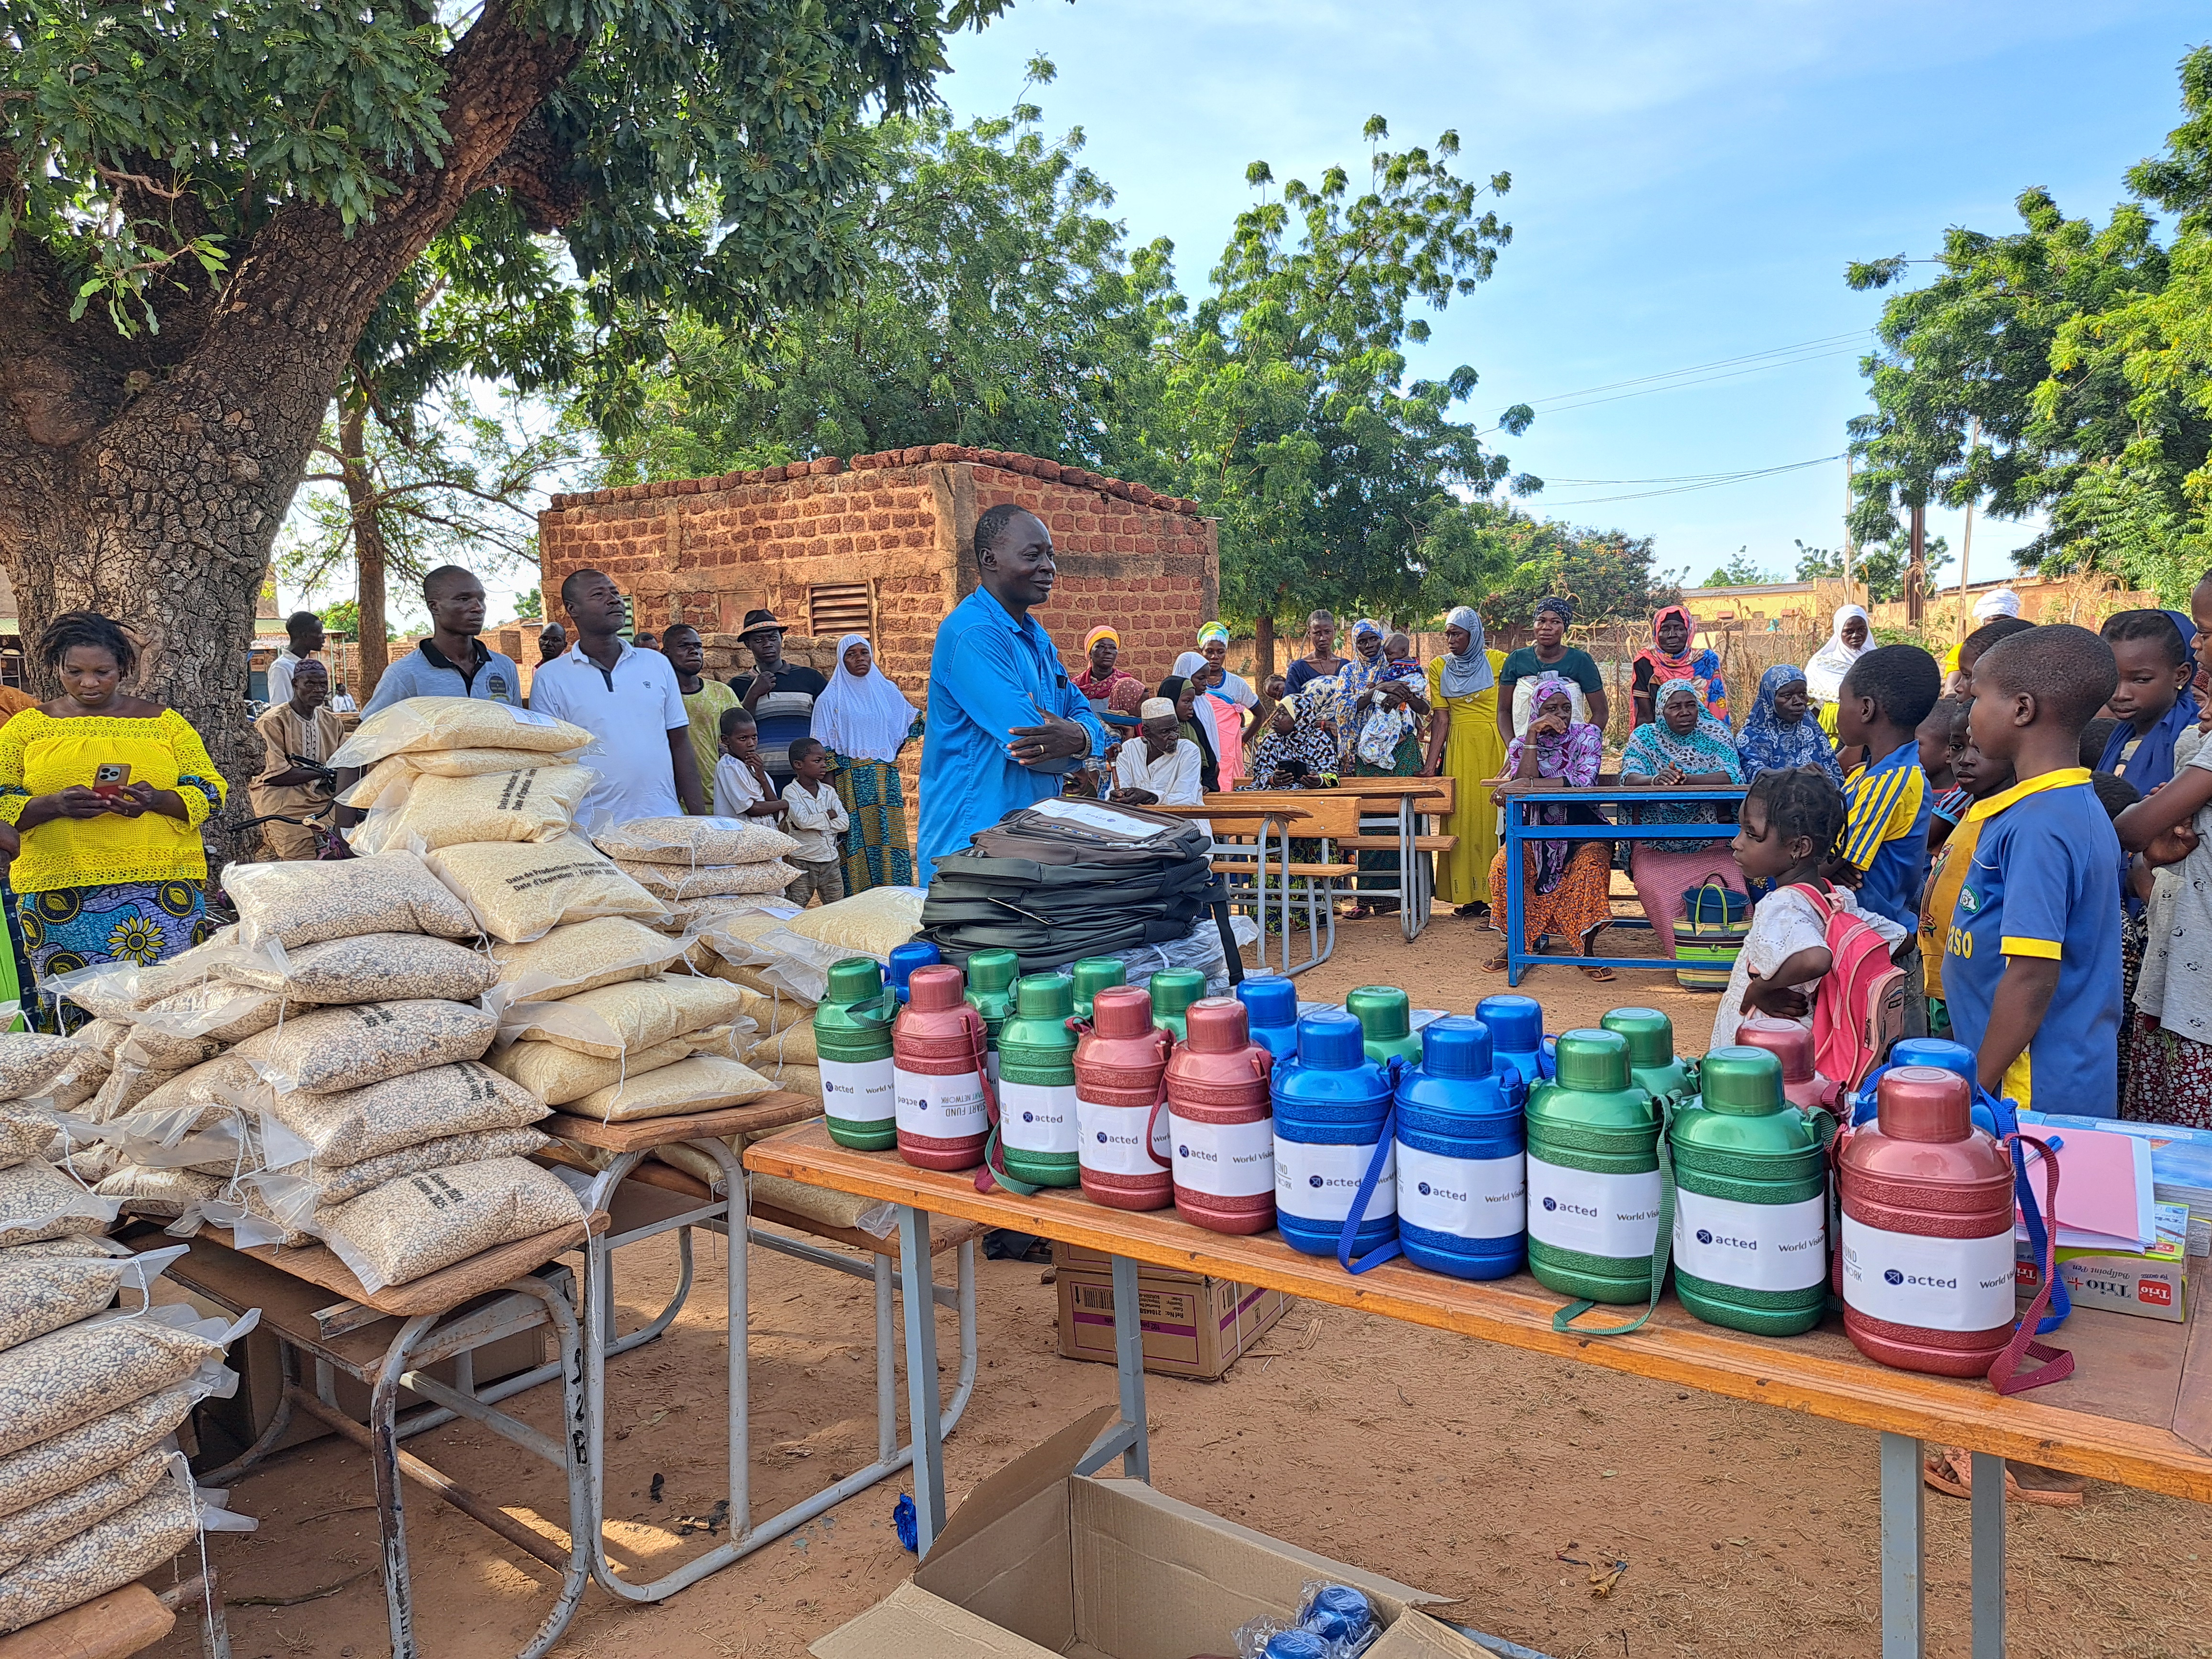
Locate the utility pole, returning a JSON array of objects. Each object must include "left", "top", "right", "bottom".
[
  {"left": 1842, "top": 454, "right": 1857, "bottom": 597},
  {"left": 1955, "top": 418, "right": 1980, "bottom": 644},
  {"left": 1907, "top": 500, "right": 1927, "bottom": 626}
]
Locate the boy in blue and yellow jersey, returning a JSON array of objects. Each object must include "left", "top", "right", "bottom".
[
  {"left": 1830, "top": 645, "right": 1944, "bottom": 932},
  {"left": 1942, "top": 625, "right": 2124, "bottom": 1115}
]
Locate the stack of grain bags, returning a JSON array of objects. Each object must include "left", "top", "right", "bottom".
[{"left": 0, "top": 1034, "right": 258, "bottom": 1635}]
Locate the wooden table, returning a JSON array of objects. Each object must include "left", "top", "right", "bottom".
[{"left": 747, "top": 1122, "right": 2212, "bottom": 1659}]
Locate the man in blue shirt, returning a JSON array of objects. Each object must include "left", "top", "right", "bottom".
[
  {"left": 916, "top": 505, "right": 1107, "bottom": 884},
  {"left": 362, "top": 566, "right": 523, "bottom": 715}
]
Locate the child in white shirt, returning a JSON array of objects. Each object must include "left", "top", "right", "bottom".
[
  {"left": 780, "top": 738, "right": 850, "bottom": 906},
  {"left": 1715, "top": 766, "right": 1904, "bottom": 1050},
  {"left": 714, "top": 708, "right": 786, "bottom": 823}
]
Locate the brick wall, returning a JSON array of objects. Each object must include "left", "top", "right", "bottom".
[{"left": 539, "top": 447, "right": 1218, "bottom": 847}]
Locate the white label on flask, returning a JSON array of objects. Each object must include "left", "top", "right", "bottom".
[
  {"left": 895, "top": 1067, "right": 986, "bottom": 1137},
  {"left": 819, "top": 1056, "right": 896, "bottom": 1126},
  {"left": 1396, "top": 1145, "right": 1524, "bottom": 1240},
  {"left": 1169, "top": 1113, "right": 1276, "bottom": 1198},
  {"left": 1673, "top": 1191, "right": 1826, "bottom": 1292},
  {"left": 1275, "top": 1138, "right": 1393, "bottom": 1223},
  {"left": 1078, "top": 1093, "right": 1168, "bottom": 1176},
  {"left": 998, "top": 1082, "right": 1078, "bottom": 1155},
  {"left": 1525, "top": 1156, "right": 1662, "bottom": 1259},
  {"left": 1839, "top": 1215, "right": 2016, "bottom": 1332}
]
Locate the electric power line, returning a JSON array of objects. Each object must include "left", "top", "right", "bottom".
[
  {"left": 1480, "top": 330, "right": 1874, "bottom": 434},
  {"left": 1516, "top": 331, "right": 1872, "bottom": 408},
  {"left": 1532, "top": 453, "right": 1843, "bottom": 506}
]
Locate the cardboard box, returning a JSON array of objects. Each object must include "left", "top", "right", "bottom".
[
  {"left": 812, "top": 1406, "right": 1488, "bottom": 1659},
  {"left": 2017, "top": 1200, "right": 2190, "bottom": 1323},
  {"left": 1052, "top": 1244, "right": 1287, "bottom": 1381}
]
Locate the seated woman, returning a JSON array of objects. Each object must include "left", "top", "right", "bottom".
[
  {"left": 1112, "top": 697, "right": 1208, "bottom": 838},
  {"left": 1156, "top": 674, "right": 1221, "bottom": 793},
  {"left": 1485, "top": 675, "right": 1616, "bottom": 982},
  {"left": 1736, "top": 664, "right": 1843, "bottom": 787},
  {"left": 1248, "top": 692, "right": 1338, "bottom": 789},
  {"left": 1619, "top": 677, "right": 1747, "bottom": 957}
]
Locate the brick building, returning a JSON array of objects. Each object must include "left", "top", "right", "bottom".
[{"left": 538, "top": 446, "right": 1219, "bottom": 823}]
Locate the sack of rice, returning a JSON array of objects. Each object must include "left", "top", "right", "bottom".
[
  {"left": 215, "top": 933, "right": 497, "bottom": 1006},
  {"left": 747, "top": 1021, "right": 820, "bottom": 1069},
  {"left": 0, "top": 1479, "right": 216, "bottom": 1634},
  {"left": 0, "top": 1034, "right": 87, "bottom": 1101},
  {"left": 130, "top": 983, "right": 284, "bottom": 1048},
  {"left": 257, "top": 1125, "right": 550, "bottom": 1217},
  {"left": 489, "top": 1037, "right": 692, "bottom": 1107},
  {"left": 426, "top": 837, "right": 668, "bottom": 943},
  {"left": 232, "top": 1000, "right": 498, "bottom": 1095},
  {"left": 0, "top": 1249, "right": 169, "bottom": 1352},
  {"left": 0, "top": 1305, "right": 253, "bottom": 1459},
  {"left": 351, "top": 764, "right": 596, "bottom": 856},
  {"left": 258, "top": 1061, "right": 547, "bottom": 1167},
  {"left": 328, "top": 695, "right": 594, "bottom": 769},
  {"left": 317, "top": 1157, "right": 586, "bottom": 1292},
  {"left": 594, "top": 817, "right": 799, "bottom": 866},
  {"left": 614, "top": 859, "right": 797, "bottom": 901},
  {"left": 226, "top": 852, "right": 480, "bottom": 951},
  {"left": 486, "top": 917, "right": 687, "bottom": 1009},
  {"left": 503, "top": 975, "right": 745, "bottom": 1059},
  {"left": 567, "top": 1055, "right": 778, "bottom": 1124},
  {"left": 691, "top": 904, "right": 799, "bottom": 963},
  {"left": 0, "top": 1382, "right": 199, "bottom": 1522},
  {"left": 0, "top": 1161, "right": 119, "bottom": 1247},
  {"left": 0, "top": 1448, "right": 170, "bottom": 1561},
  {"left": 731, "top": 985, "right": 808, "bottom": 1034},
  {"left": 659, "top": 894, "right": 785, "bottom": 936},
  {"left": 759, "top": 1062, "right": 820, "bottom": 1101},
  {"left": 781, "top": 885, "right": 927, "bottom": 961},
  {"left": 91, "top": 1167, "right": 222, "bottom": 1220}
]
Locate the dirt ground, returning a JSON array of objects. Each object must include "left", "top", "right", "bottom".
[{"left": 153, "top": 908, "right": 2212, "bottom": 1659}]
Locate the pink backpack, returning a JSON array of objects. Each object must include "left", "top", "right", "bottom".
[{"left": 1786, "top": 881, "right": 1910, "bottom": 1099}]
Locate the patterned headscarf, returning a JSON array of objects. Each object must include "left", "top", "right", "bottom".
[
  {"left": 1250, "top": 690, "right": 1339, "bottom": 789},
  {"left": 1196, "top": 621, "right": 1231, "bottom": 648},
  {"left": 1535, "top": 596, "right": 1574, "bottom": 624},
  {"left": 1340, "top": 620, "right": 1421, "bottom": 768},
  {"left": 1437, "top": 605, "right": 1493, "bottom": 698},
  {"left": 1620, "top": 676, "right": 1744, "bottom": 829},
  {"left": 1084, "top": 625, "right": 1120, "bottom": 653},
  {"left": 1635, "top": 605, "right": 1728, "bottom": 722},
  {"left": 1505, "top": 675, "right": 1600, "bottom": 783},
  {"left": 1737, "top": 663, "right": 1842, "bottom": 785}
]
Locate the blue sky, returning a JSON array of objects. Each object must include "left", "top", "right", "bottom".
[{"left": 939, "top": 0, "right": 2210, "bottom": 589}]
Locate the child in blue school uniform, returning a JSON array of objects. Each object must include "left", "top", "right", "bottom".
[{"left": 1938, "top": 624, "right": 2125, "bottom": 1116}]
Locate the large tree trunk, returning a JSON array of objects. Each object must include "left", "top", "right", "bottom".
[
  {"left": 338, "top": 405, "right": 394, "bottom": 703},
  {"left": 1254, "top": 614, "right": 1276, "bottom": 682},
  {"left": 0, "top": 0, "right": 581, "bottom": 818}
]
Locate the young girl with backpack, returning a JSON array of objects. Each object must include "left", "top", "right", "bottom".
[{"left": 1713, "top": 766, "right": 1907, "bottom": 1052}]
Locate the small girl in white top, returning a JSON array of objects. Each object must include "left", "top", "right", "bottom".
[{"left": 1714, "top": 765, "right": 1903, "bottom": 1051}]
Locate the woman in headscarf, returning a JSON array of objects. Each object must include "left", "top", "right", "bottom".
[
  {"left": 1073, "top": 626, "right": 1147, "bottom": 728},
  {"left": 1249, "top": 691, "right": 1338, "bottom": 790},
  {"left": 811, "top": 635, "right": 923, "bottom": 893},
  {"left": 1631, "top": 604, "right": 1726, "bottom": 726},
  {"left": 1806, "top": 604, "right": 1871, "bottom": 737},
  {"left": 1340, "top": 619, "right": 1431, "bottom": 915},
  {"left": 1496, "top": 595, "right": 1606, "bottom": 739},
  {"left": 1618, "top": 678, "right": 1748, "bottom": 956},
  {"left": 1736, "top": 663, "right": 1844, "bottom": 786},
  {"left": 1156, "top": 673, "right": 1220, "bottom": 794},
  {"left": 1174, "top": 638, "right": 1252, "bottom": 788},
  {"left": 1424, "top": 605, "right": 1508, "bottom": 917},
  {"left": 1484, "top": 675, "right": 1615, "bottom": 980}
]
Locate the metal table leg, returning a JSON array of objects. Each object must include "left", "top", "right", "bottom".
[
  {"left": 1505, "top": 798, "right": 1526, "bottom": 986},
  {"left": 1399, "top": 794, "right": 1419, "bottom": 943},
  {"left": 1073, "top": 1253, "right": 1152, "bottom": 1481},
  {"left": 899, "top": 1205, "right": 949, "bottom": 1556},
  {"left": 1880, "top": 1431, "right": 1924, "bottom": 1659},
  {"left": 1971, "top": 1451, "right": 2005, "bottom": 1658}
]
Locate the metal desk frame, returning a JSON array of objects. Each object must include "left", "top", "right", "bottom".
[{"left": 1500, "top": 782, "right": 1747, "bottom": 984}]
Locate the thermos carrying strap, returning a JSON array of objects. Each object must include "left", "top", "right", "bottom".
[
  {"left": 1991, "top": 1132, "right": 2073, "bottom": 1395},
  {"left": 970, "top": 1018, "right": 1040, "bottom": 1198},
  {"left": 1552, "top": 1099, "right": 1676, "bottom": 1338},
  {"left": 1337, "top": 1057, "right": 1406, "bottom": 1276}
]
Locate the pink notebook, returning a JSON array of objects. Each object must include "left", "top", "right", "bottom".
[{"left": 2015, "top": 1127, "right": 2155, "bottom": 1252}]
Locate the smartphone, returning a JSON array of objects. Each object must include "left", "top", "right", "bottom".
[{"left": 92, "top": 763, "right": 131, "bottom": 798}]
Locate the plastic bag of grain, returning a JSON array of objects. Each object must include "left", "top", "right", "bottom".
[
  {"left": 0, "top": 1236, "right": 129, "bottom": 1263},
  {"left": 91, "top": 1168, "right": 223, "bottom": 1221},
  {"left": 252, "top": 1124, "right": 550, "bottom": 1222},
  {"left": 692, "top": 904, "right": 801, "bottom": 964},
  {"left": 502, "top": 975, "right": 745, "bottom": 1059},
  {"left": 46, "top": 1142, "right": 121, "bottom": 1185},
  {"left": 227, "top": 852, "right": 480, "bottom": 951},
  {"left": 215, "top": 932, "right": 497, "bottom": 1006},
  {"left": 257, "top": 1061, "right": 547, "bottom": 1167},
  {"left": 485, "top": 916, "right": 687, "bottom": 1012},
  {"left": 131, "top": 1056, "right": 261, "bottom": 1121},
  {"left": 341, "top": 744, "right": 594, "bottom": 810},
  {"left": 757, "top": 1062, "right": 820, "bottom": 1101},
  {"left": 68, "top": 1019, "right": 133, "bottom": 1062},
  {"left": 721, "top": 985, "right": 807, "bottom": 1036},
  {"left": 351, "top": 764, "right": 596, "bottom": 856},
  {"left": 614, "top": 859, "right": 798, "bottom": 902},
  {"left": 112, "top": 1027, "right": 223, "bottom": 1073},
  {"left": 232, "top": 999, "right": 498, "bottom": 1095},
  {"left": 0, "top": 1034, "right": 87, "bottom": 1101},
  {"left": 780, "top": 886, "right": 927, "bottom": 962},
  {"left": 318, "top": 1158, "right": 586, "bottom": 1292},
  {"left": 0, "top": 1305, "right": 253, "bottom": 1459},
  {"left": 44, "top": 1052, "right": 109, "bottom": 1117},
  {"left": 0, "top": 1470, "right": 254, "bottom": 1635},
  {"left": 489, "top": 1037, "right": 692, "bottom": 1107},
  {"left": 426, "top": 836, "right": 669, "bottom": 943},
  {"left": 329, "top": 695, "right": 595, "bottom": 769},
  {"left": 82, "top": 1058, "right": 192, "bottom": 1125},
  {"left": 660, "top": 894, "right": 786, "bottom": 937},
  {"left": 0, "top": 1245, "right": 182, "bottom": 1352},
  {"left": 747, "top": 1021, "right": 820, "bottom": 1069},
  {"left": 131, "top": 982, "right": 284, "bottom": 1046},
  {"left": 0, "top": 1161, "right": 120, "bottom": 1247},
  {"left": 0, "top": 1382, "right": 204, "bottom": 1527},
  {"left": 567, "top": 1055, "right": 778, "bottom": 1123},
  {"left": 0, "top": 1448, "right": 170, "bottom": 1561},
  {"left": 594, "top": 817, "right": 800, "bottom": 866},
  {"left": 0, "top": 1110, "right": 53, "bottom": 1170}
]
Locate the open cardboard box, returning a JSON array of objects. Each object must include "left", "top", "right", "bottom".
[{"left": 812, "top": 1407, "right": 1486, "bottom": 1659}]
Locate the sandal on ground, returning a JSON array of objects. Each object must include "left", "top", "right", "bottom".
[
  {"left": 1924, "top": 1448, "right": 2085, "bottom": 1506},
  {"left": 1484, "top": 950, "right": 1510, "bottom": 973},
  {"left": 1581, "top": 965, "right": 1616, "bottom": 983}
]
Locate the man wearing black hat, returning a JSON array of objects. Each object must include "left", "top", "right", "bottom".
[{"left": 728, "top": 608, "right": 828, "bottom": 789}]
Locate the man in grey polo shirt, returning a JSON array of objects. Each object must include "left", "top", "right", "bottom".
[{"left": 362, "top": 565, "right": 522, "bottom": 715}]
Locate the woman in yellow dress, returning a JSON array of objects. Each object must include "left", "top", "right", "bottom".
[{"left": 1424, "top": 605, "right": 1508, "bottom": 918}]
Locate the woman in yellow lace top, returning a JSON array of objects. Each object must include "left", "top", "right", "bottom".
[{"left": 0, "top": 614, "right": 226, "bottom": 1030}]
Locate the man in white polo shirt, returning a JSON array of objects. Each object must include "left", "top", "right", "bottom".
[{"left": 528, "top": 569, "right": 707, "bottom": 827}]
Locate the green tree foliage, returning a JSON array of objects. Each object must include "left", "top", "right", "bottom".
[
  {"left": 1791, "top": 533, "right": 1949, "bottom": 603},
  {"left": 1703, "top": 547, "right": 1769, "bottom": 587},
  {"left": 515, "top": 587, "right": 544, "bottom": 620},
  {"left": 1464, "top": 510, "right": 1675, "bottom": 629},
  {"left": 1846, "top": 48, "right": 2212, "bottom": 603},
  {"left": 0, "top": 0, "right": 1007, "bottom": 787},
  {"left": 595, "top": 63, "right": 1172, "bottom": 481}
]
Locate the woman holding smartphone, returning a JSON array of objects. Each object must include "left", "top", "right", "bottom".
[{"left": 0, "top": 613, "right": 225, "bottom": 1030}]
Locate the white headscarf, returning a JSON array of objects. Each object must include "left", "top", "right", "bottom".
[
  {"left": 1972, "top": 587, "right": 2022, "bottom": 622},
  {"left": 1437, "top": 605, "right": 1494, "bottom": 697},
  {"left": 1804, "top": 604, "right": 1872, "bottom": 703},
  {"left": 810, "top": 634, "right": 917, "bottom": 762}
]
